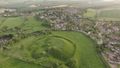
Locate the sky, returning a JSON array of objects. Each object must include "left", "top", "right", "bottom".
[
  {"left": 0, "top": 0, "right": 119, "bottom": 5},
  {"left": 0, "top": 0, "right": 117, "bottom": 1}
]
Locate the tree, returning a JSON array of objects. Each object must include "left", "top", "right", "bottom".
[
  {"left": 65, "top": 58, "right": 76, "bottom": 68},
  {"left": 41, "top": 20, "right": 51, "bottom": 28}
]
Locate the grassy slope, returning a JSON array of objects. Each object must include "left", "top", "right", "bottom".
[
  {"left": 0, "top": 53, "right": 42, "bottom": 68},
  {"left": 0, "top": 17, "right": 43, "bottom": 68},
  {"left": 47, "top": 36, "right": 75, "bottom": 57},
  {"left": 3, "top": 31, "right": 107, "bottom": 68},
  {"left": 0, "top": 16, "right": 46, "bottom": 32},
  {"left": 0, "top": 17, "right": 23, "bottom": 29},
  {"left": 0, "top": 17, "right": 45, "bottom": 68},
  {"left": 0, "top": 17, "right": 108, "bottom": 68},
  {"left": 22, "top": 16, "right": 46, "bottom": 32},
  {"left": 53, "top": 31, "right": 107, "bottom": 68}
]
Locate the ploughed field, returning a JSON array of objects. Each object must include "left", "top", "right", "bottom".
[{"left": 0, "top": 16, "right": 108, "bottom": 68}]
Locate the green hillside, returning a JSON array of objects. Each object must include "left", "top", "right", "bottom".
[{"left": 0, "top": 17, "right": 109, "bottom": 68}]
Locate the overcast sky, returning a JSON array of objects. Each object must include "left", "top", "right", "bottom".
[
  {"left": 0, "top": 0, "right": 118, "bottom": 2},
  {"left": 0, "top": 0, "right": 119, "bottom": 5}
]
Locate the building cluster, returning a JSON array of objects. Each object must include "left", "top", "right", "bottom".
[
  {"left": 0, "top": 7, "right": 119, "bottom": 66},
  {"left": 0, "top": 8, "right": 16, "bottom": 13},
  {"left": 0, "top": 8, "right": 17, "bottom": 16},
  {"left": 36, "top": 8, "right": 120, "bottom": 65},
  {"left": 95, "top": 21, "right": 120, "bottom": 64}
]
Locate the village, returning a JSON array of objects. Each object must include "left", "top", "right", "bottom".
[
  {"left": 0, "top": 7, "right": 120, "bottom": 67},
  {"left": 35, "top": 8, "right": 120, "bottom": 65}
]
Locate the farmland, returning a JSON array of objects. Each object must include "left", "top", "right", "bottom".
[
  {"left": 83, "top": 8, "right": 120, "bottom": 21},
  {"left": 98, "top": 8, "right": 120, "bottom": 21}
]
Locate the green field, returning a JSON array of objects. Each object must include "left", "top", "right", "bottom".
[
  {"left": 98, "top": 9, "right": 120, "bottom": 21},
  {"left": 84, "top": 8, "right": 120, "bottom": 21},
  {"left": 84, "top": 9, "right": 96, "bottom": 18},
  {"left": 0, "top": 17, "right": 109, "bottom": 68}
]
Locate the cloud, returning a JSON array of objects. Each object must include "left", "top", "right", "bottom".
[{"left": 103, "top": 0, "right": 114, "bottom": 2}]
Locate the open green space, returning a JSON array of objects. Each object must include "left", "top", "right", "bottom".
[
  {"left": 84, "top": 8, "right": 120, "bottom": 21},
  {"left": 84, "top": 9, "right": 96, "bottom": 19},
  {"left": 0, "top": 17, "right": 109, "bottom": 68},
  {"left": 98, "top": 9, "right": 120, "bottom": 21}
]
